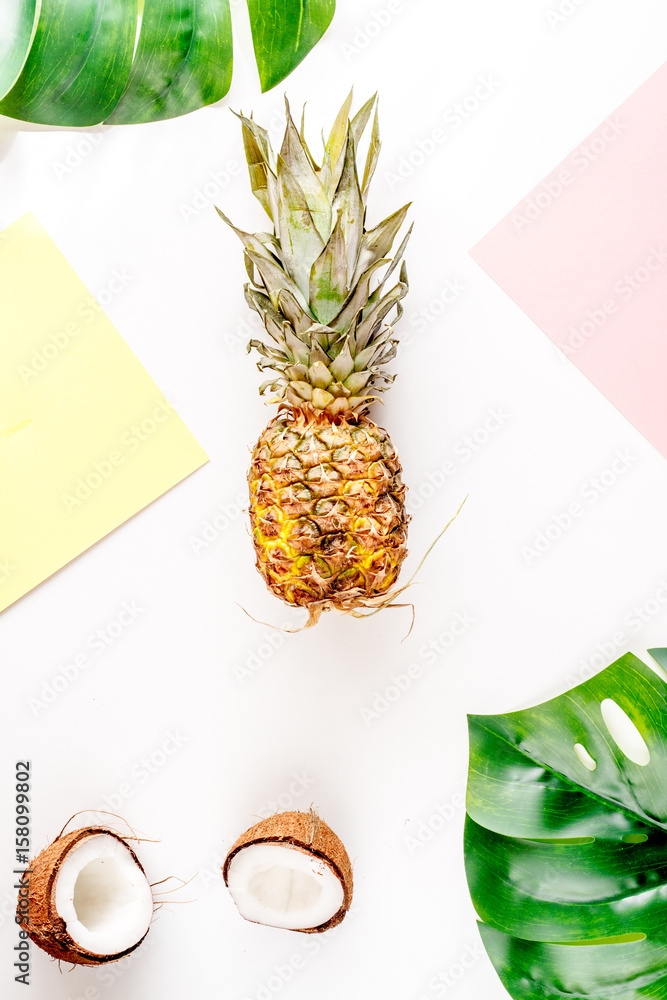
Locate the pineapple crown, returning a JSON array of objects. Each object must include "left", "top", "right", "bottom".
[{"left": 218, "top": 92, "right": 411, "bottom": 417}]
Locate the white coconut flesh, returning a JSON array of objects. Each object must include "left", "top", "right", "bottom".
[
  {"left": 227, "top": 843, "right": 344, "bottom": 930},
  {"left": 53, "top": 835, "right": 153, "bottom": 955}
]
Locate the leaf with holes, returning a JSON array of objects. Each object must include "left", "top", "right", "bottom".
[
  {"left": 465, "top": 649, "right": 667, "bottom": 1000},
  {"left": 0, "top": 0, "right": 335, "bottom": 126}
]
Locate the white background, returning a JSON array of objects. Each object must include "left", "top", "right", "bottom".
[{"left": 2, "top": 2, "right": 667, "bottom": 998}]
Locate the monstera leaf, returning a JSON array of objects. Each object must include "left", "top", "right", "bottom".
[
  {"left": 0, "top": 0, "right": 335, "bottom": 126},
  {"left": 246, "top": 0, "right": 336, "bottom": 92},
  {"left": 465, "top": 648, "right": 667, "bottom": 1000}
]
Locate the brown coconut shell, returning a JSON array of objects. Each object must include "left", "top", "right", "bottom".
[
  {"left": 16, "top": 826, "right": 151, "bottom": 966},
  {"left": 223, "top": 810, "right": 353, "bottom": 933}
]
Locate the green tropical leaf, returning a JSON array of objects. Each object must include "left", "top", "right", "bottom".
[
  {"left": 465, "top": 649, "right": 667, "bottom": 1000},
  {"left": 106, "top": 0, "right": 233, "bottom": 125},
  {"left": 0, "top": 0, "right": 335, "bottom": 126},
  {"left": 0, "top": 3, "right": 39, "bottom": 102},
  {"left": 247, "top": 0, "right": 335, "bottom": 93},
  {"left": 0, "top": 0, "right": 140, "bottom": 126}
]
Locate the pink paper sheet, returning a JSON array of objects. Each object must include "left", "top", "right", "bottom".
[{"left": 471, "top": 63, "right": 667, "bottom": 457}]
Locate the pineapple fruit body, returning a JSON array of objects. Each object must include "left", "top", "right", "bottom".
[
  {"left": 220, "top": 93, "right": 413, "bottom": 620},
  {"left": 249, "top": 406, "right": 408, "bottom": 611}
]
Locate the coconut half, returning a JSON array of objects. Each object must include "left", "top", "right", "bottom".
[
  {"left": 223, "top": 810, "right": 353, "bottom": 933},
  {"left": 17, "top": 827, "right": 154, "bottom": 965}
]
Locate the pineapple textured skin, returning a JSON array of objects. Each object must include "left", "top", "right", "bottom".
[{"left": 249, "top": 406, "right": 409, "bottom": 612}]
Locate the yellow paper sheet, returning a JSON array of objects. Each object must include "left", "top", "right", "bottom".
[{"left": 0, "top": 213, "right": 208, "bottom": 612}]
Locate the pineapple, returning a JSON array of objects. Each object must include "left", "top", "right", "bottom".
[{"left": 219, "top": 93, "right": 413, "bottom": 625}]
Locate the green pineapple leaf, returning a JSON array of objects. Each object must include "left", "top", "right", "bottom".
[
  {"left": 276, "top": 288, "right": 313, "bottom": 335},
  {"left": 0, "top": 0, "right": 334, "bottom": 125},
  {"left": 331, "top": 127, "right": 365, "bottom": 284},
  {"left": 465, "top": 649, "right": 667, "bottom": 1000},
  {"left": 223, "top": 93, "right": 411, "bottom": 416},
  {"left": 352, "top": 204, "right": 411, "bottom": 286},
  {"left": 350, "top": 92, "right": 377, "bottom": 149},
  {"left": 237, "top": 112, "right": 278, "bottom": 222},
  {"left": 382, "top": 225, "right": 413, "bottom": 286},
  {"left": 215, "top": 207, "right": 281, "bottom": 264},
  {"left": 309, "top": 213, "right": 348, "bottom": 325},
  {"left": 329, "top": 258, "right": 388, "bottom": 333},
  {"left": 361, "top": 105, "right": 381, "bottom": 202},
  {"left": 281, "top": 99, "right": 332, "bottom": 240},
  {"left": 320, "top": 89, "right": 353, "bottom": 198},
  {"left": 245, "top": 247, "right": 310, "bottom": 315},
  {"left": 276, "top": 155, "right": 325, "bottom": 296},
  {"left": 235, "top": 112, "right": 276, "bottom": 173},
  {"left": 243, "top": 287, "right": 291, "bottom": 349},
  {"left": 354, "top": 279, "right": 408, "bottom": 352},
  {"left": 299, "top": 103, "right": 319, "bottom": 171}
]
